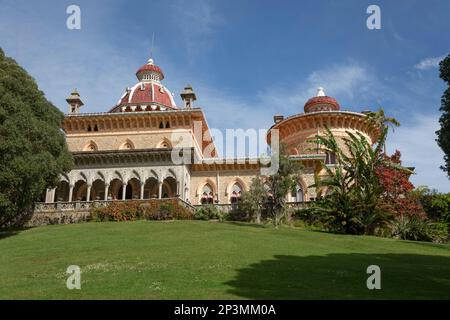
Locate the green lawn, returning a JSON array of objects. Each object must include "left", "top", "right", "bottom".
[{"left": 0, "top": 220, "right": 449, "bottom": 299}]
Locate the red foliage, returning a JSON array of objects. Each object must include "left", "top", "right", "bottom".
[
  {"left": 376, "top": 150, "right": 426, "bottom": 219},
  {"left": 90, "top": 199, "right": 193, "bottom": 222}
]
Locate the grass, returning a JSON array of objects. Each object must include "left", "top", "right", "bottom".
[{"left": 0, "top": 220, "right": 449, "bottom": 299}]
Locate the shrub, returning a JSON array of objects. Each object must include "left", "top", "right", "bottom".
[
  {"left": 143, "top": 201, "right": 193, "bottom": 221},
  {"left": 90, "top": 200, "right": 193, "bottom": 222},
  {"left": 225, "top": 206, "right": 251, "bottom": 222},
  {"left": 389, "top": 215, "right": 448, "bottom": 243},
  {"left": 412, "top": 187, "right": 450, "bottom": 223},
  {"left": 91, "top": 201, "right": 143, "bottom": 222},
  {"left": 294, "top": 207, "right": 320, "bottom": 226},
  {"left": 142, "top": 203, "right": 174, "bottom": 220},
  {"left": 194, "top": 204, "right": 223, "bottom": 221}
]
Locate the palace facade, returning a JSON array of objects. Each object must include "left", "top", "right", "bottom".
[{"left": 40, "top": 57, "right": 376, "bottom": 210}]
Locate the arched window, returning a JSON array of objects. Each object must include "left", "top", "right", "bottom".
[
  {"left": 157, "top": 139, "right": 172, "bottom": 149},
  {"left": 200, "top": 184, "right": 214, "bottom": 204},
  {"left": 230, "top": 183, "right": 243, "bottom": 205},
  {"left": 291, "top": 185, "right": 304, "bottom": 202},
  {"left": 119, "top": 140, "right": 134, "bottom": 150},
  {"left": 83, "top": 141, "right": 97, "bottom": 152}
]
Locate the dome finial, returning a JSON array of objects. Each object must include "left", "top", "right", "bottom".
[
  {"left": 316, "top": 87, "right": 326, "bottom": 97},
  {"left": 147, "top": 57, "right": 154, "bottom": 65}
]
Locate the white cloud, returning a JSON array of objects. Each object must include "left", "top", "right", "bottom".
[
  {"left": 257, "top": 62, "right": 377, "bottom": 113},
  {"left": 414, "top": 56, "right": 445, "bottom": 70},
  {"left": 387, "top": 114, "right": 449, "bottom": 192}
]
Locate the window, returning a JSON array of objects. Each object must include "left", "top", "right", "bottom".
[
  {"left": 119, "top": 140, "right": 134, "bottom": 150},
  {"left": 291, "top": 186, "right": 304, "bottom": 202},
  {"left": 159, "top": 122, "right": 164, "bottom": 128},
  {"left": 83, "top": 141, "right": 97, "bottom": 152},
  {"left": 326, "top": 152, "right": 336, "bottom": 165},
  {"left": 200, "top": 184, "right": 214, "bottom": 204},
  {"left": 230, "top": 183, "right": 243, "bottom": 207},
  {"left": 158, "top": 140, "right": 171, "bottom": 148}
]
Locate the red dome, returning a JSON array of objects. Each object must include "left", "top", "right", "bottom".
[
  {"left": 109, "top": 83, "right": 177, "bottom": 113},
  {"left": 136, "top": 63, "right": 164, "bottom": 80},
  {"left": 108, "top": 58, "right": 177, "bottom": 113},
  {"left": 304, "top": 88, "right": 340, "bottom": 113}
]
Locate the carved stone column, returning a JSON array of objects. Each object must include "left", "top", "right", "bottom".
[
  {"left": 140, "top": 182, "right": 145, "bottom": 200},
  {"left": 86, "top": 184, "right": 92, "bottom": 202},
  {"left": 68, "top": 184, "right": 74, "bottom": 202},
  {"left": 104, "top": 184, "right": 109, "bottom": 201},
  {"left": 158, "top": 181, "right": 163, "bottom": 199},
  {"left": 122, "top": 183, "right": 127, "bottom": 200}
]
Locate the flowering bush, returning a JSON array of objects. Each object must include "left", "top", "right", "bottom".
[
  {"left": 91, "top": 201, "right": 143, "bottom": 222},
  {"left": 90, "top": 200, "right": 193, "bottom": 222},
  {"left": 376, "top": 150, "right": 426, "bottom": 219}
]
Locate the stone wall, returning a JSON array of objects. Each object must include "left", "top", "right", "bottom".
[
  {"left": 23, "top": 210, "right": 91, "bottom": 227},
  {"left": 66, "top": 129, "right": 195, "bottom": 152}
]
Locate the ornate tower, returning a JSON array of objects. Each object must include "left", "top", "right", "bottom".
[
  {"left": 180, "top": 84, "right": 197, "bottom": 109},
  {"left": 66, "top": 89, "right": 84, "bottom": 114}
]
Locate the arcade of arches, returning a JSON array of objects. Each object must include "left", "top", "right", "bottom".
[{"left": 52, "top": 176, "right": 178, "bottom": 202}]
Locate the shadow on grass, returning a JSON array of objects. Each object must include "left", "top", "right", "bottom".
[
  {"left": 0, "top": 226, "right": 32, "bottom": 240},
  {"left": 0, "top": 230, "right": 20, "bottom": 240},
  {"left": 224, "top": 221, "right": 268, "bottom": 229},
  {"left": 225, "top": 253, "right": 450, "bottom": 299}
]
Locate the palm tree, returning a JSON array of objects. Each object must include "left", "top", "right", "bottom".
[
  {"left": 308, "top": 126, "right": 391, "bottom": 234},
  {"left": 366, "top": 108, "right": 400, "bottom": 153}
]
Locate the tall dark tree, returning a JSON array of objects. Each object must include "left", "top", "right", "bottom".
[
  {"left": 0, "top": 48, "right": 73, "bottom": 226},
  {"left": 437, "top": 54, "right": 450, "bottom": 179}
]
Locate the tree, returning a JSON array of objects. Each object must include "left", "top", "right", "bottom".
[
  {"left": 264, "top": 145, "right": 302, "bottom": 227},
  {"left": 0, "top": 48, "right": 73, "bottom": 226},
  {"left": 436, "top": 54, "right": 450, "bottom": 179},
  {"left": 239, "top": 177, "right": 267, "bottom": 224},
  {"left": 366, "top": 107, "right": 400, "bottom": 152},
  {"left": 412, "top": 186, "right": 450, "bottom": 223},
  {"left": 367, "top": 108, "right": 400, "bottom": 132},
  {"left": 375, "top": 150, "right": 425, "bottom": 219},
  {"left": 310, "top": 126, "right": 396, "bottom": 234}
]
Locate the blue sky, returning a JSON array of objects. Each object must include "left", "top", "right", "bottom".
[{"left": 1, "top": 0, "right": 449, "bottom": 191}]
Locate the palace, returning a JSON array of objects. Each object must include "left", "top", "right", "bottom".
[{"left": 37, "top": 57, "right": 376, "bottom": 213}]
